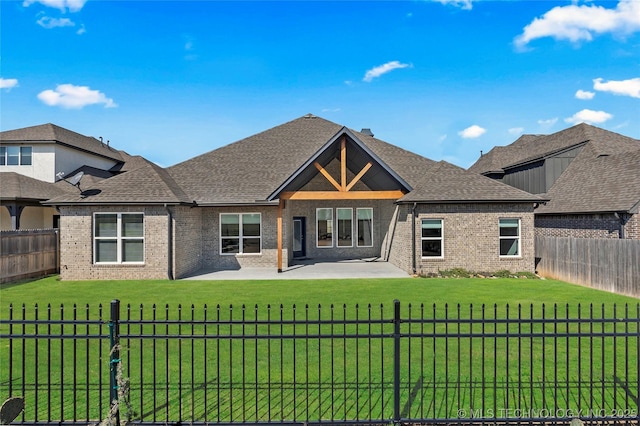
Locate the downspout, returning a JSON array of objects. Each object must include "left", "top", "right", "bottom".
[
  {"left": 411, "top": 203, "right": 417, "bottom": 275},
  {"left": 164, "top": 204, "right": 174, "bottom": 280},
  {"left": 614, "top": 212, "right": 626, "bottom": 239}
]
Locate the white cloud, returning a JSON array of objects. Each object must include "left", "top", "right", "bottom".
[
  {"left": 538, "top": 118, "right": 558, "bottom": 126},
  {"left": 514, "top": 0, "right": 640, "bottom": 49},
  {"left": 436, "top": 0, "right": 473, "bottom": 10},
  {"left": 593, "top": 77, "right": 640, "bottom": 98},
  {"left": 458, "top": 125, "right": 486, "bottom": 139},
  {"left": 23, "top": 0, "right": 86, "bottom": 12},
  {"left": 438, "top": 134, "right": 448, "bottom": 143},
  {"left": 508, "top": 127, "right": 524, "bottom": 135},
  {"left": 565, "top": 109, "right": 613, "bottom": 125},
  {"left": 37, "top": 16, "right": 75, "bottom": 29},
  {"left": 575, "top": 89, "right": 595, "bottom": 100},
  {"left": 363, "top": 61, "right": 411, "bottom": 82},
  {"left": 37, "top": 84, "right": 117, "bottom": 109},
  {"left": 0, "top": 78, "right": 19, "bottom": 90}
]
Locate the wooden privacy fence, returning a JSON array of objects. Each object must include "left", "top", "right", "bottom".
[
  {"left": 535, "top": 236, "right": 640, "bottom": 298},
  {"left": 0, "top": 229, "right": 59, "bottom": 284}
]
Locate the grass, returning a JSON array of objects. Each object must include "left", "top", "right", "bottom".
[
  {"left": 1, "top": 276, "right": 639, "bottom": 423},
  {"left": 1, "top": 274, "right": 638, "bottom": 309}
]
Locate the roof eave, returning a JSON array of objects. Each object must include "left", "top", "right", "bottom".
[{"left": 397, "top": 198, "right": 546, "bottom": 205}]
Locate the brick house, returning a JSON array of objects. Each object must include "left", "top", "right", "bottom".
[
  {"left": 469, "top": 123, "right": 640, "bottom": 239},
  {"left": 37, "top": 114, "right": 543, "bottom": 280}
]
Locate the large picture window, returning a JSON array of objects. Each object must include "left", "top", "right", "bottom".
[
  {"left": 499, "top": 218, "right": 520, "bottom": 257},
  {"left": 221, "top": 213, "right": 262, "bottom": 254},
  {"left": 356, "top": 208, "right": 373, "bottom": 247},
  {"left": 316, "top": 208, "right": 333, "bottom": 248},
  {"left": 0, "top": 146, "right": 32, "bottom": 166},
  {"left": 336, "top": 208, "right": 353, "bottom": 247},
  {"left": 94, "top": 213, "right": 144, "bottom": 264},
  {"left": 421, "top": 219, "right": 443, "bottom": 258}
]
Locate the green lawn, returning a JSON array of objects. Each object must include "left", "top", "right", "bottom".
[
  {"left": 1, "top": 274, "right": 638, "bottom": 309},
  {"left": 1, "top": 276, "right": 639, "bottom": 424}
]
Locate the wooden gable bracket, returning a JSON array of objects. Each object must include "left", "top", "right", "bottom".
[{"left": 312, "top": 136, "right": 376, "bottom": 194}]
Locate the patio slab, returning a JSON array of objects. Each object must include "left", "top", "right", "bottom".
[{"left": 181, "top": 257, "right": 411, "bottom": 280}]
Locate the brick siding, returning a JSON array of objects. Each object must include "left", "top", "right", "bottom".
[
  {"left": 388, "top": 203, "right": 536, "bottom": 275},
  {"left": 534, "top": 213, "right": 639, "bottom": 239},
  {"left": 59, "top": 205, "right": 170, "bottom": 280}
]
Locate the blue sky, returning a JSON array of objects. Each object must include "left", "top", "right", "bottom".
[{"left": 1, "top": 0, "right": 639, "bottom": 168}]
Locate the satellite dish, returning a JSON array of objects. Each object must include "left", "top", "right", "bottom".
[
  {"left": 58, "top": 170, "right": 84, "bottom": 192},
  {"left": 68, "top": 171, "right": 84, "bottom": 186}
]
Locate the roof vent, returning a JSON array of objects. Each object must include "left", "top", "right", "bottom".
[
  {"left": 361, "top": 128, "right": 374, "bottom": 137},
  {"left": 303, "top": 113, "right": 316, "bottom": 119}
]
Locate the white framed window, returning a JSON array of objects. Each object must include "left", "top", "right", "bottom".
[
  {"left": 93, "top": 213, "right": 144, "bottom": 264},
  {"left": 316, "top": 208, "right": 333, "bottom": 248},
  {"left": 356, "top": 208, "right": 373, "bottom": 247},
  {"left": 336, "top": 208, "right": 353, "bottom": 247},
  {"left": 220, "top": 213, "right": 262, "bottom": 255},
  {"left": 421, "top": 219, "right": 443, "bottom": 258},
  {"left": 499, "top": 218, "right": 520, "bottom": 257},
  {"left": 0, "top": 146, "right": 32, "bottom": 166}
]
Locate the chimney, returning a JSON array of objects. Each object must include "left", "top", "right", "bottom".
[{"left": 361, "top": 128, "right": 374, "bottom": 137}]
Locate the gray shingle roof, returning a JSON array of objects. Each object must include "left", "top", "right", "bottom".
[
  {"left": 0, "top": 123, "right": 123, "bottom": 162},
  {"left": 1, "top": 172, "right": 73, "bottom": 201},
  {"left": 469, "top": 123, "right": 639, "bottom": 174},
  {"left": 166, "top": 115, "right": 436, "bottom": 203},
  {"left": 39, "top": 114, "right": 546, "bottom": 206},
  {"left": 536, "top": 146, "right": 640, "bottom": 214},
  {"left": 399, "top": 161, "right": 545, "bottom": 203},
  {"left": 468, "top": 123, "right": 640, "bottom": 214},
  {"left": 45, "top": 159, "right": 191, "bottom": 205}
]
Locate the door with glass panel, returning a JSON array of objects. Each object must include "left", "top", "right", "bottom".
[{"left": 292, "top": 217, "right": 306, "bottom": 258}]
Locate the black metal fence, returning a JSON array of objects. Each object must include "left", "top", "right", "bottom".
[{"left": 1, "top": 300, "right": 639, "bottom": 425}]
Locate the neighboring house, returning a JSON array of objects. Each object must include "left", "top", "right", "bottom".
[
  {"left": 469, "top": 123, "right": 640, "bottom": 239},
  {"left": 35, "top": 114, "right": 543, "bottom": 280},
  {"left": 0, "top": 123, "right": 137, "bottom": 230}
]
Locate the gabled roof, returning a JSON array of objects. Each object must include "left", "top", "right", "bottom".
[
  {"left": 536, "top": 147, "right": 640, "bottom": 215},
  {"left": 469, "top": 123, "right": 639, "bottom": 174},
  {"left": 168, "top": 114, "right": 440, "bottom": 205},
  {"left": 468, "top": 123, "right": 640, "bottom": 214},
  {"left": 267, "top": 127, "right": 413, "bottom": 201},
  {"left": 0, "top": 123, "right": 123, "bottom": 162},
  {"left": 1, "top": 172, "right": 73, "bottom": 202},
  {"left": 399, "top": 161, "right": 545, "bottom": 204},
  {"left": 45, "top": 159, "right": 191, "bottom": 205},
  {"left": 31, "top": 114, "right": 547, "bottom": 207}
]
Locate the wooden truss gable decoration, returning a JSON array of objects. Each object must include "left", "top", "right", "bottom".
[{"left": 279, "top": 136, "right": 405, "bottom": 201}]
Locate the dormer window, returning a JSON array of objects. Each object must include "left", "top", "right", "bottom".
[{"left": 0, "top": 146, "right": 32, "bottom": 166}]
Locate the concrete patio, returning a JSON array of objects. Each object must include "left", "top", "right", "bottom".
[{"left": 181, "top": 257, "right": 411, "bottom": 280}]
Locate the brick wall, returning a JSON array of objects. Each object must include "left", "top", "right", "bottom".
[
  {"left": 173, "top": 206, "right": 203, "bottom": 278},
  {"left": 534, "top": 213, "right": 639, "bottom": 239},
  {"left": 626, "top": 214, "right": 640, "bottom": 239},
  {"left": 59, "top": 205, "right": 170, "bottom": 280},
  {"left": 200, "top": 206, "right": 286, "bottom": 269},
  {"left": 388, "top": 203, "right": 536, "bottom": 274}
]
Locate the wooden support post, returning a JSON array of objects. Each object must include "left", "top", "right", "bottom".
[{"left": 277, "top": 199, "right": 283, "bottom": 272}]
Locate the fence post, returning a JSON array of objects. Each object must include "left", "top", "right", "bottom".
[
  {"left": 109, "top": 299, "right": 121, "bottom": 425},
  {"left": 393, "top": 299, "right": 401, "bottom": 424}
]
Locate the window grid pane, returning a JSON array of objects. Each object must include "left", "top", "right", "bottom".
[
  {"left": 317, "top": 208, "right": 333, "bottom": 248},
  {"left": 421, "top": 219, "right": 443, "bottom": 257},
  {"left": 336, "top": 208, "right": 352, "bottom": 247},
  {"left": 356, "top": 208, "right": 373, "bottom": 247},
  {"left": 20, "top": 147, "right": 32, "bottom": 165},
  {"left": 94, "top": 213, "right": 145, "bottom": 263},
  {"left": 499, "top": 218, "right": 520, "bottom": 256},
  {"left": 220, "top": 213, "right": 262, "bottom": 254}
]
